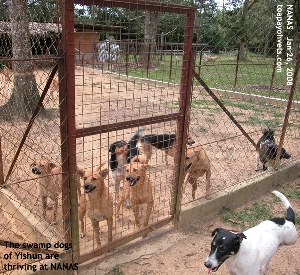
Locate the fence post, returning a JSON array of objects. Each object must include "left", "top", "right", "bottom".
[
  {"left": 275, "top": 53, "right": 300, "bottom": 169},
  {"left": 0, "top": 137, "right": 4, "bottom": 186}
]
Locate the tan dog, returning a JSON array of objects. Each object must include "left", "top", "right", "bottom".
[
  {"left": 31, "top": 158, "right": 82, "bottom": 224},
  {"left": 204, "top": 55, "right": 219, "bottom": 64},
  {"left": 78, "top": 163, "right": 113, "bottom": 247},
  {"left": 182, "top": 145, "right": 211, "bottom": 200},
  {"left": 139, "top": 134, "right": 195, "bottom": 164},
  {"left": 130, "top": 154, "right": 149, "bottom": 164},
  {"left": 31, "top": 158, "right": 62, "bottom": 225},
  {"left": 116, "top": 163, "right": 153, "bottom": 230}
]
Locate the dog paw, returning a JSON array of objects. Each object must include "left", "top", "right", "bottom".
[{"left": 205, "top": 195, "right": 212, "bottom": 200}]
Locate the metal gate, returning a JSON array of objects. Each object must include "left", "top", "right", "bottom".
[{"left": 60, "top": 0, "right": 196, "bottom": 264}]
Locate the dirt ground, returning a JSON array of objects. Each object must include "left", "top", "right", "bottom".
[{"left": 83, "top": 179, "right": 300, "bottom": 275}]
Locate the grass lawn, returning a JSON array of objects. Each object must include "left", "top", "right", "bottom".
[{"left": 118, "top": 53, "right": 299, "bottom": 101}]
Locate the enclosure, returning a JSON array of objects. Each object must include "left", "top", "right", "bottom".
[{"left": 0, "top": 0, "right": 299, "bottom": 273}]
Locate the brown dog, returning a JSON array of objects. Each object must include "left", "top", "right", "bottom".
[
  {"left": 78, "top": 163, "right": 113, "bottom": 247},
  {"left": 182, "top": 145, "right": 211, "bottom": 200},
  {"left": 31, "top": 158, "right": 62, "bottom": 225},
  {"left": 31, "top": 158, "right": 82, "bottom": 224},
  {"left": 116, "top": 162, "right": 154, "bottom": 230}
]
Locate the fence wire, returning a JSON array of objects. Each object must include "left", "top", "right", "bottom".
[{"left": 0, "top": 0, "right": 299, "bottom": 274}]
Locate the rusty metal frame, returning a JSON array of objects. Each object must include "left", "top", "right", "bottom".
[{"left": 62, "top": 0, "right": 196, "bottom": 263}]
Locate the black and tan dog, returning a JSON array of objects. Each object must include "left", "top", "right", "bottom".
[
  {"left": 109, "top": 127, "right": 145, "bottom": 205},
  {"left": 78, "top": 163, "right": 113, "bottom": 247},
  {"left": 182, "top": 145, "right": 211, "bottom": 200},
  {"left": 116, "top": 162, "right": 154, "bottom": 230},
  {"left": 139, "top": 133, "right": 195, "bottom": 164}
]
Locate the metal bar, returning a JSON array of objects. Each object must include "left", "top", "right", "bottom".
[
  {"left": 193, "top": 70, "right": 265, "bottom": 154},
  {"left": 61, "top": 0, "right": 80, "bottom": 265},
  {"left": 0, "top": 137, "right": 4, "bottom": 186},
  {"left": 75, "top": 113, "right": 181, "bottom": 138},
  {"left": 4, "top": 64, "right": 58, "bottom": 183},
  {"left": 269, "top": 55, "right": 277, "bottom": 94},
  {"left": 74, "top": 0, "right": 196, "bottom": 15},
  {"left": 78, "top": 217, "right": 173, "bottom": 264},
  {"left": 172, "top": 11, "right": 196, "bottom": 228},
  {"left": 233, "top": 43, "right": 240, "bottom": 89},
  {"left": 275, "top": 53, "right": 300, "bottom": 169}
]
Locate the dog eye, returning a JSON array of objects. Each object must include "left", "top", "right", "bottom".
[
  {"left": 83, "top": 177, "right": 87, "bottom": 181},
  {"left": 92, "top": 177, "right": 97, "bottom": 181},
  {"left": 133, "top": 168, "right": 137, "bottom": 172}
]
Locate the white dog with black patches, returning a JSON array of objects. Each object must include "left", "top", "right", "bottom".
[{"left": 205, "top": 190, "right": 297, "bottom": 275}]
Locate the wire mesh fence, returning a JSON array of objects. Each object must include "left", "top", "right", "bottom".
[{"left": 0, "top": 0, "right": 299, "bottom": 273}]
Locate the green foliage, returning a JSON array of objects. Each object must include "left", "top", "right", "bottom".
[
  {"left": 220, "top": 202, "right": 273, "bottom": 230},
  {"left": 109, "top": 265, "right": 124, "bottom": 275}
]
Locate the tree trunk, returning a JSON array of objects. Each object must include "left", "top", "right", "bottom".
[{"left": 0, "top": 0, "right": 42, "bottom": 120}]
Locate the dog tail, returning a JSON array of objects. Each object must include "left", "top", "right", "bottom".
[
  {"left": 127, "top": 126, "right": 146, "bottom": 162},
  {"left": 272, "top": 190, "right": 295, "bottom": 224}
]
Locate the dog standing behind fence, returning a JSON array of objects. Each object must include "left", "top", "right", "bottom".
[
  {"left": 182, "top": 145, "right": 211, "bottom": 200},
  {"left": 31, "top": 158, "right": 62, "bottom": 225},
  {"left": 31, "top": 157, "right": 82, "bottom": 224},
  {"left": 78, "top": 163, "right": 113, "bottom": 247}
]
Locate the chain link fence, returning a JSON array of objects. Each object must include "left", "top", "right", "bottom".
[{"left": 0, "top": 0, "right": 299, "bottom": 273}]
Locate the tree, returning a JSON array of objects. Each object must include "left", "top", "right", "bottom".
[{"left": 0, "top": 0, "right": 41, "bottom": 120}]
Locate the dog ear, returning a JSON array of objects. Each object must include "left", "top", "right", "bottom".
[
  {"left": 235, "top": 233, "right": 247, "bottom": 243},
  {"left": 211, "top": 228, "right": 221, "bottom": 237},
  {"left": 109, "top": 143, "right": 116, "bottom": 153},
  {"left": 99, "top": 168, "right": 109, "bottom": 179},
  {"left": 95, "top": 162, "right": 106, "bottom": 172},
  {"left": 141, "top": 163, "right": 150, "bottom": 169},
  {"left": 77, "top": 169, "right": 85, "bottom": 178},
  {"left": 48, "top": 162, "right": 57, "bottom": 170}
]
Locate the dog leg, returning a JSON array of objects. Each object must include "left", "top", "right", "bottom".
[
  {"left": 255, "top": 152, "right": 260, "bottom": 171},
  {"left": 51, "top": 197, "right": 58, "bottom": 225},
  {"left": 182, "top": 173, "right": 190, "bottom": 194},
  {"left": 261, "top": 260, "right": 271, "bottom": 275},
  {"left": 42, "top": 196, "right": 47, "bottom": 220},
  {"left": 164, "top": 151, "right": 169, "bottom": 165},
  {"left": 205, "top": 168, "right": 212, "bottom": 200},
  {"left": 115, "top": 195, "right": 125, "bottom": 217},
  {"left": 91, "top": 219, "right": 101, "bottom": 247},
  {"left": 78, "top": 195, "right": 86, "bottom": 238},
  {"left": 114, "top": 178, "right": 121, "bottom": 205},
  {"left": 132, "top": 204, "right": 141, "bottom": 230},
  {"left": 190, "top": 179, "right": 197, "bottom": 200},
  {"left": 107, "top": 215, "right": 113, "bottom": 242},
  {"left": 143, "top": 199, "right": 154, "bottom": 228}
]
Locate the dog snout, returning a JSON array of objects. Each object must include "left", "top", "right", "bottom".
[
  {"left": 204, "top": 260, "right": 212, "bottom": 268},
  {"left": 126, "top": 175, "right": 131, "bottom": 181},
  {"left": 282, "top": 150, "right": 291, "bottom": 159},
  {"left": 32, "top": 167, "right": 41, "bottom": 175},
  {"left": 83, "top": 183, "right": 96, "bottom": 193}
]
